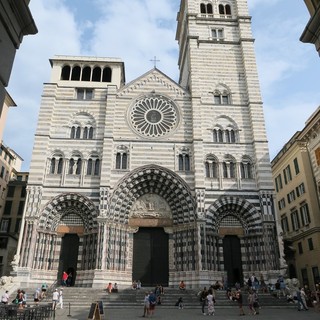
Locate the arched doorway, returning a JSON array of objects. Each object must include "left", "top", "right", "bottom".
[
  {"left": 223, "top": 235, "right": 243, "bottom": 286},
  {"left": 132, "top": 227, "right": 169, "bottom": 286},
  {"left": 58, "top": 234, "right": 79, "bottom": 286}
]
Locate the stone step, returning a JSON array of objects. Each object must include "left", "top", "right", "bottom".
[{"left": 23, "top": 287, "right": 290, "bottom": 309}]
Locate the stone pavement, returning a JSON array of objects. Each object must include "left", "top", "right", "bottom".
[{"left": 53, "top": 305, "right": 319, "bottom": 320}]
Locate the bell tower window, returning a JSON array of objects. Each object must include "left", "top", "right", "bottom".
[{"left": 200, "top": 3, "right": 213, "bottom": 15}]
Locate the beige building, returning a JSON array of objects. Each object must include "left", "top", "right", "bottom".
[
  {"left": 0, "top": 92, "right": 16, "bottom": 142},
  {"left": 271, "top": 109, "right": 320, "bottom": 290},
  {"left": 0, "top": 144, "right": 23, "bottom": 216},
  {"left": 301, "top": 0, "right": 320, "bottom": 54},
  {"left": 0, "top": 0, "right": 37, "bottom": 107},
  {"left": 0, "top": 172, "right": 28, "bottom": 276},
  {"left": 299, "top": 107, "right": 320, "bottom": 203}
]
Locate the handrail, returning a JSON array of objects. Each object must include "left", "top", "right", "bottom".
[{"left": 43, "top": 280, "right": 57, "bottom": 301}]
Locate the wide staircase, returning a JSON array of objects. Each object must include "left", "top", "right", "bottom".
[{"left": 27, "top": 287, "right": 291, "bottom": 310}]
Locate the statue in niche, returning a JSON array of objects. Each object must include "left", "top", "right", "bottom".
[{"left": 130, "top": 194, "right": 171, "bottom": 219}]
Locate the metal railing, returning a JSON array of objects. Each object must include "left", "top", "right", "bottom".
[{"left": 0, "top": 304, "right": 52, "bottom": 320}]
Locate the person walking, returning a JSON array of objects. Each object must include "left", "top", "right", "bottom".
[
  {"left": 236, "top": 289, "right": 245, "bottom": 316},
  {"left": 200, "top": 287, "right": 208, "bottom": 315},
  {"left": 248, "top": 290, "right": 256, "bottom": 315},
  {"left": 297, "top": 287, "right": 308, "bottom": 311},
  {"left": 206, "top": 289, "right": 215, "bottom": 316},
  {"left": 148, "top": 291, "right": 157, "bottom": 317},
  {"left": 52, "top": 289, "right": 59, "bottom": 310},
  {"left": 33, "top": 288, "right": 41, "bottom": 305},
  {"left": 253, "top": 290, "right": 260, "bottom": 314},
  {"left": 142, "top": 292, "right": 149, "bottom": 317},
  {"left": 57, "top": 288, "right": 63, "bottom": 309},
  {"left": 1, "top": 291, "right": 9, "bottom": 304}
]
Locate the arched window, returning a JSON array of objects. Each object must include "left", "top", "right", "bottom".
[
  {"left": 102, "top": 67, "right": 112, "bottom": 82},
  {"left": 218, "top": 3, "right": 232, "bottom": 16},
  {"left": 178, "top": 154, "right": 190, "bottom": 171},
  {"left": 88, "top": 127, "right": 94, "bottom": 139},
  {"left": 223, "top": 162, "right": 228, "bottom": 178},
  {"left": 214, "top": 91, "right": 230, "bottom": 104},
  {"left": 218, "top": 129, "right": 223, "bottom": 142},
  {"left": 94, "top": 159, "right": 100, "bottom": 175},
  {"left": 225, "top": 4, "right": 231, "bottom": 15},
  {"left": 83, "top": 127, "right": 88, "bottom": 139},
  {"left": 116, "top": 153, "right": 128, "bottom": 170},
  {"left": 230, "top": 130, "right": 236, "bottom": 143},
  {"left": 87, "top": 159, "right": 93, "bottom": 175},
  {"left": 223, "top": 160, "right": 236, "bottom": 178},
  {"left": 81, "top": 66, "right": 91, "bottom": 81},
  {"left": 205, "top": 157, "right": 218, "bottom": 178},
  {"left": 76, "top": 127, "right": 81, "bottom": 139},
  {"left": 241, "top": 161, "right": 253, "bottom": 179},
  {"left": 207, "top": 4, "right": 213, "bottom": 14},
  {"left": 226, "top": 129, "right": 236, "bottom": 143},
  {"left": 230, "top": 162, "right": 236, "bottom": 178},
  {"left": 71, "top": 66, "right": 81, "bottom": 81},
  {"left": 57, "top": 158, "right": 63, "bottom": 174},
  {"left": 122, "top": 153, "right": 128, "bottom": 169},
  {"left": 213, "top": 129, "right": 218, "bottom": 142},
  {"left": 76, "top": 159, "right": 82, "bottom": 175},
  {"left": 61, "top": 65, "right": 71, "bottom": 80},
  {"left": 50, "top": 158, "right": 56, "bottom": 174},
  {"left": 92, "top": 67, "right": 101, "bottom": 82},
  {"left": 69, "top": 158, "right": 75, "bottom": 174},
  {"left": 70, "top": 126, "right": 76, "bottom": 139},
  {"left": 200, "top": 3, "right": 206, "bottom": 14}
]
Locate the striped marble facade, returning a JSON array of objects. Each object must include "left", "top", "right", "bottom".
[{"left": 13, "top": 0, "right": 284, "bottom": 288}]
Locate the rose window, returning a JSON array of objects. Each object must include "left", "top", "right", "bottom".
[{"left": 130, "top": 96, "right": 178, "bottom": 138}]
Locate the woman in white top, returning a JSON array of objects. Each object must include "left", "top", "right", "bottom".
[{"left": 206, "top": 289, "right": 215, "bottom": 316}]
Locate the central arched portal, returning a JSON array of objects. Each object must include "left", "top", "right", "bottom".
[
  {"left": 132, "top": 227, "right": 169, "bottom": 286},
  {"left": 58, "top": 233, "right": 79, "bottom": 286},
  {"left": 223, "top": 235, "right": 243, "bottom": 287}
]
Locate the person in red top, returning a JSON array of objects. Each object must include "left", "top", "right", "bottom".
[{"left": 62, "top": 271, "right": 68, "bottom": 286}]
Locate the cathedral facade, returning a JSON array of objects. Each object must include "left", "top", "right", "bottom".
[{"left": 14, "top": 0, "right": 284, "bottom": 288}]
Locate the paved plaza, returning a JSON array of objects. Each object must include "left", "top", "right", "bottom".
[{"left": 53, "top": 305, "right": 319, "bottom": 320}]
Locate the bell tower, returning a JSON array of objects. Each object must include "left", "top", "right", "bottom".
[
  {"left": 176, "top": 0, "right": 285, "bottom": 283},
  {"left": 176, "top": 0, "right": 274, "bottom": 190}
]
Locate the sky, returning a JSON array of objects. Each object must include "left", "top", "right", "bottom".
[{"left": 3, "top": 0, "right": 320, "bottom": 171}]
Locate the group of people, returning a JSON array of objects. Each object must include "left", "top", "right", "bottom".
[
  {"left": 142, "top": 291, "right": 157, "bottom": 317},
  {"left": 106, "top": 282, "right": 118, "bottom": 293},
  {"left": 132, "top": 280, "right": 142, "bottom": 290},
  {"left": 51, "top": 288, "right": 63, "bottom": 310},
  {"left": 199, "top": 287, "right": 216, "bottom": 316},
  {"left": 61, "top": 271, "right": 73, "bottom": 287},
  {"left": 5, "top": 289, "right": 27, "bottom": 309}
]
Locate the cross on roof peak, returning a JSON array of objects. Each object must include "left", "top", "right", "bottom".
[{"left": 150, "top": 56, "right": 160, "bottom": 68}]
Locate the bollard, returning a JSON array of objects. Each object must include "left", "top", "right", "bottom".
[{"left": 67, "top": 302, "right": 72, "bottom": 317}]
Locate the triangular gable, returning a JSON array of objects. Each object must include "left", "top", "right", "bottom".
[{"left": 118, "top": 68, "right": 189, "bottom": 98}]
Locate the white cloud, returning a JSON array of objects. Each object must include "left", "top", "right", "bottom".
[
  {"left": 3, "top": 0, "right": 320, "bottom": 171},
  {"left": 88, "top": 0, "right": 179, "bottom": 81},
  {"left": 4, "top": 0, "right": 82, "bottom": 168}
]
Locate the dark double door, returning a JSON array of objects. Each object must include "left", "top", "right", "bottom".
[
  {"left": 133, "top": 228, "right": 169, "bottom": 286},
  {"left": 58, "top": 234, "right": 79, "bottom": 286},
  {"left": 223, "top": 235, "right": 243, "bottom": 287}
]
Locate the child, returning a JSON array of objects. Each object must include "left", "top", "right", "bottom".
[{"left": 175, "top": 297, "right": 184, "bottom": 309}]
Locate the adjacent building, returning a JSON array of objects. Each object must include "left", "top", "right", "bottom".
[
  {"left": 0, "top": 0, "right": 37, "bottom": 107},
  {"left": 13, "top": 0, "right": 283, "bottom": 288},
  {"left": 271, "top": 107, "right": 320, "bottom": 290},
  {"left": 300, "top": 0, "right": 320, "bottom": 55},
  {"left": 0, "top": 172, "right": 28, "bottom": 276},
  {"left": 0, "top": 92, "right": 16, "bottom": 142}
]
